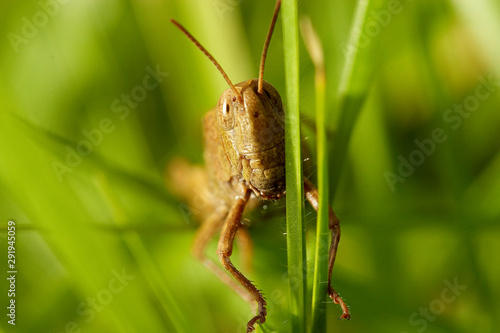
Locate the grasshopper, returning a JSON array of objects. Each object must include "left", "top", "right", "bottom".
[{"left": 169, "top": 1, "right": 349, "bottom": 331}]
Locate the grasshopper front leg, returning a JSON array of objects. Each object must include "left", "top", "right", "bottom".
[
  {"left": 192, "top": 205, "right": 256, "bottom": 305},
  {"left": 304, "top": 179, "right": 351, "bottom": 319},
  {"left": 217, "top": 189, "right": 267, "bottom": 332}
]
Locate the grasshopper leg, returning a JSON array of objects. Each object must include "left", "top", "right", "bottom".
[
  {"left": 217, "top": 189, "right": 266, "bottom": 332},
  {"left": 236, "top": 225, "right": 254, "bottom": 273},
  {"left": 192, "top": 205, "right": 255, "bottom": 304},
  {"left": 304, "top": 179, "right": 351, "bottom": 319}
]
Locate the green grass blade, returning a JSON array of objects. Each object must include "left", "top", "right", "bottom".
[
  {"left": 282, "top": 0, "right": 306, "bottom": 332},
  {"left": 300, "top": 18, "right": 329, "bottom": 333},
  {"left": 329, "top": 0, "right": 385, "bottom": 199}
]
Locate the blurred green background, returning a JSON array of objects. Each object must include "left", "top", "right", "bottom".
[{"left": 1, "top": 0, "right": 499, "bottom": 332}]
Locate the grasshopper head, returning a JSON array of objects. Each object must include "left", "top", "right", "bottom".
[{"left": 217, "top": 79, "right": 285, "bottom": 200}]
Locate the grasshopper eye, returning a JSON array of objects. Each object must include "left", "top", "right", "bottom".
[{"left": 218, "top": 97, "right": 235, "bottom": 130}]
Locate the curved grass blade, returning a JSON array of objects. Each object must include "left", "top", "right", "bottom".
[{"left": 329, "top": 0, "right": 385, "bottom": 199}]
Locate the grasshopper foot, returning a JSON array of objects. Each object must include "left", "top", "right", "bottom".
[
  {"left": 329, "top": 285, "right": 351, "bottom": 320},
  {"left": 246, "top": 301, "right": 267, "bottom": 332}
]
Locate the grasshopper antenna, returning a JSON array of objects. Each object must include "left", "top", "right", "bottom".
[
  {"left": 258, "top": 0, "right": 281, "bottom": 95},
  {"left": 171, "top": 19, "right": 243, "bottom": 103}
]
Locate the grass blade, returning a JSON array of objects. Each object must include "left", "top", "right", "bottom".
[
  {"left": 282, "top": 0, "right": 306, "bottom": 332},
  {"left": 300, "top": 18, "right": 329, "bottom": 333}
]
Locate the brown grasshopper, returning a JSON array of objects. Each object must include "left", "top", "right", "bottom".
[{"left": 169, "top": 1, "right": 349, "bottom": 331}]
